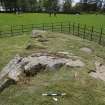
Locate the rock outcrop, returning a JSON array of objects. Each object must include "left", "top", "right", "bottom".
[
  {"left": 0, "top": 52, "right": 85, "bottom": 92},
  {"left": 0, "top": 55, "right": 23, "bottom": 92},
  {"left": 32, "top": 30, "right": 46, "bottom": 38},
  {"left": 90, "top": 61, "right": 105, "bottom": 81}
]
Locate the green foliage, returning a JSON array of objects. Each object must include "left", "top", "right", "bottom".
[
  {"left": 1, "top": 0, "right": 59, "bottom": 12},
  {"left": 43, "top": 0, "right": 52, "bottom": 10},
  {"left": 1, "top": 0, "right": 105, "bottom": 12},
  {"left": 43, "top": 0, "right": 58, "bottom": 11},
  {"left": 2, "top": 0, "right": 37, "bottom": 12},
  {"left": 63, "top": 0, "right": 72, "bottom": 12}
]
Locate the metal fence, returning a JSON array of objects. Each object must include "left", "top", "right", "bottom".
[{"left": 0, "top": 22, "right": 105, "bottom": 46}]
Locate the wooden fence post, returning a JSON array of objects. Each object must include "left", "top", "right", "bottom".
[
  {"left": 52, "top": 23, "right": 53, "bottom": 32},
  {"left": 69, "top": 22, "right": 71, "bottom": 33},
  {"left": 91, "top": 26, "right": 94, "bottom": 41},
  {"left": 78, "top": 23, "right": 80, "bottom": 36},
  {"left": 99, "top": 27, "right": 103, "bottom": 44},
  {"left": 61, "top": 23, "right": 63, "bottom": 32},
  {"left": 83, "top": 24, "right": 86, "bottom": 39}
]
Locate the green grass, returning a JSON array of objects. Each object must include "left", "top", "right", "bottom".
[
  {"left": 0, "top": 13, "right": 105, "bottom": 105},
  {"left": 0, "top": 13, "right": 105, "bottom": 39},
  {"left": 1, "top": 32, "right": 105, "bottom": 105},
  {"left": 0, "top": 34, "right": 30, "bottom": 70},
  {"left": 0, "top": 13, "right": 105, "bottom": 28}
]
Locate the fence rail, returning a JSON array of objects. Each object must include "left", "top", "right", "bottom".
[{"left": 0, "top": 22, "right": 105, "bottom": 46}]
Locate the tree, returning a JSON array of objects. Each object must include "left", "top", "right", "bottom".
[
  {"left": 76, "top": 0, "right": 101, "bottom": 12},
  {"left": 43, "top": 0, "right": 59, "bottom": 12},
  {"left": 37, "top": 0, "right": 44, "bottom": 12},
  {"left": 3, "top": 0, "right": 17, "bottom": 12},
  {"left": 28, "top": 0, "right": 37, "bottom": 12},
  {"left": 102, "top": 0, "right": 105, "bottom": 12},
  {"left": 1, "top": 0, "right": 38, "bottom": 12},
  {"left": 63, "top": 0, "right": 72, "bottom": 12},
  {"left": 74, "top": 2, "right": 83, "bottom": 11}
]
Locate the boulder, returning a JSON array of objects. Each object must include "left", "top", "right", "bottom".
[
  {"left": 0, "top": 55, "right": 22, "bottom": 81},
  {"left": 0, "top": 52, "right": 85, "bottom": 92},
  {"left": 0, "top": 55, "right": 23, "bottom": 92},
  {"left": 90, "top": 61, "right": 105, "bottom": 81},
  {"left": 80, "top": 47, "right": 92, "bottom": 54},
  {"left": 32, "top": 30, "right": 46, "bottom": 38},
  {"left": 0, "top": 53, "right": 85, "bottom": 81},
  {"left": 23, "top": 53, "right": 85, "bottom": 74}
]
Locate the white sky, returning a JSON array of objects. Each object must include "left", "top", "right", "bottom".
[
  {"left": 59, "top": 0, "right": 80, "bottom": 6},
  {"left": 60, "top": 0, "right": 80, "bottom": 4},
  {"left": 74, "top": 0, "right": 80, "bottom": 3}
]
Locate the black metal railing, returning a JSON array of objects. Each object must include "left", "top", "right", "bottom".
[{"left": 0, "top": 22, "right": 105, "bottom": 46}]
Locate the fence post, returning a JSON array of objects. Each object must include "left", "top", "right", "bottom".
[
  {"left": 61, "top": 23, "right": 63, "bottom": 32},
  {"left": 78, "top": 23, "right": 80, "bottom": 36},
  {"left": 52, "top": 23, "right": 53, "bottom": 32},
  {"left": 21, "top": 25, "right": 24, "bottom": 33},
  {"left": 99, "top": 27, "right": 103, "bottom": 44},
  {"left": 91, "top": 26, "right": 94, "bottom": 41},
  {"left": 43, "top": 23, "right": 45, "bottom": 31},
  {"left": 69, "top": 22, "right": 71, "bottom": 33},
  {"left": 83, "top": 24, "right": 86, "bottom": 39},
  {"left": 73, "top": 23, "right": 75, "bottom": 35},
  {"left": 11, "top": 25, "right": 13, "bottom": 36}
]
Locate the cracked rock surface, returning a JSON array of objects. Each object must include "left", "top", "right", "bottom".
[
  {"left": 0, "top": 52, "right": 85, "bottom": 91},
  {"left": 90, "top": 61, "right": 105, "bottom": 81}
]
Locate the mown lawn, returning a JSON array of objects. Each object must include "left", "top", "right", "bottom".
[
  {"left": 0, "top": 13, "right": 105, "bottom": 28},
  {"left": 0, "top": 32, "right": 105, "bottom": 105}
]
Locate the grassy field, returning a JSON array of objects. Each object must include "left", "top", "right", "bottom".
[
  {"left": 0, "top": 13, "right": 105, "bottom": 105},
  {"left": 0, "top": 13, "right": 105, "bottom": 28},
  {"left": 1, "top": 32, "right": 105, "bottom": 105}
]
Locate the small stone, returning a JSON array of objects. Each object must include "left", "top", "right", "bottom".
[
  {"left": 53, "top": 97, "right": 58, "bottom": 102},
  {"left": 80, "top": 47, "right": 92, "bottom": 54},
  {"left": 90, "top": 61, "right": 105, "bottom": 81}
]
